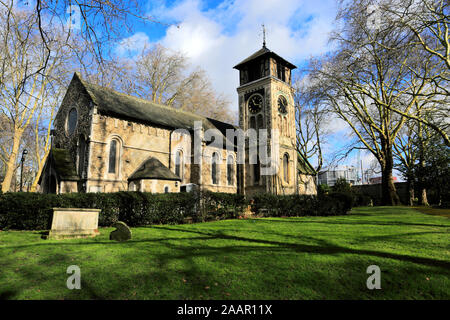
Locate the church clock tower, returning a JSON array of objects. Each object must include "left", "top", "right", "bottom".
[{"left": 234, "top": 43, "right": 298, "bottom": 196}]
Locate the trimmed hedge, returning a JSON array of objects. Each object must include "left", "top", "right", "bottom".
[
  {"left": 199, "top": 192, "right": 247, "bottom": 221},
  {"left": 0, "top": 191, "right": 200, "bottom": 230},
  {"left": 0, "top": 190, "right": 355, "bottom": 230},
  {"left": 250, "top": 192, "right": 353, "bottom": 217}
]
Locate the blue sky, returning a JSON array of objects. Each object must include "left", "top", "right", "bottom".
[
  {"left": 117, "top": 0, "right": 339, "bottom": 104},
  {"left": 115, "top": 0, "right": 385, "bottom": 177}
]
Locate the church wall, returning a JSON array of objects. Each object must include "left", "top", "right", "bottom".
[
  {"left": 52, "top": 77, "right": 94, "bottom": 192},
  {"left": 200, "top": 146, "right": 238, "bottom": 194},
  {"left": 87, "top": 114, "right": 175, "bottom": 192},
  {"left": 60, "top": 181, "right": 78, "bottom": 193},
  {"left": 269, "top": 80, "right": 297, "bottom": 195},
  {"left": 140, "top": 179, "right": 180, "bottom": 193},
  {"left": 237, "top": 73, "right": 300, "bottom": 196},
  {"left": 170, "top": 131, "right": 192, "bottom": 185},
  {"left": 85, "top": 114, "right": 236, "bottom": 194}
]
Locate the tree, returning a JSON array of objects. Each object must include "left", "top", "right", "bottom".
[
  {"left": 293, "top": 76, "right": 328, "bottom": 172},
  {"left": 302, "top": 0, "right": 446, "bottom": 205},
  {"left": 0, "top": 6, "right": 71, "bottom": 192},
  {"left": 130, "top": 45, "right": 235, "bottom": 123},
  {"left": 375, "top": 0, "right": 450, "bottom": 145},
  {"left": 413, "top": 132, "right": 450, "bottom": 206},
  {"left": 394, "top": 118, "right": 418, "bottom": 205},
  {"left": 0, "top": 1, "right": 152, "bottom": 192}
]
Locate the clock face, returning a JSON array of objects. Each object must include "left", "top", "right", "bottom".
[
  {"left": 278, "top": 96, "right": 288, "bottom": 114},
  {"left": 248, "top": 95, "right": 263, "bottom": 114}
]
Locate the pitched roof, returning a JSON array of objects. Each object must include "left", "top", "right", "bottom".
[
  {"left": 233, "top": 46, "right": 297, "bottom": 70},
  {"left": 297, "top": 151, "right": 316, "bottom": 176},
  {"left": 50, "top": 148, "right": 79, "bottom": 181},
  {"left": 128, "top": 157, "right": 181, "bottom": 181},
  {"left": 73, "top": 73, "right": 237, "bottom": 143}
]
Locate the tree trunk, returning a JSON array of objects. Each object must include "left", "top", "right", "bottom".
[
  {"left": 417, "top": 119, "right": 429, "bottom": 206},
  {"left": 1, "top": 131, "right": 23, "bottom": 192},
  {"left": 29, "top": 149, "right": 51, "bottom": 192},
  {"left": 419, "top": 188, "right": 429, "bottom": 206},
  {"left": 381, "top": 140, "right": 401, "bottom": 206},
  {"left": 407, "top": 177, "right": 414, "bottom": 206}
]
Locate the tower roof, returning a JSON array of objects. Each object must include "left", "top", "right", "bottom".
[{"left": 233, "top": 46, "right": 297, "bottom": 70}]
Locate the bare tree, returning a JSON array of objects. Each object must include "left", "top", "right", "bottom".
[
  {"left": 293, "top": 76, "right": 328, "bottom": 172},
  {"left": 130, "top": 45, "right": 235, "bottom": 123},
  {"left": 374, "top": 0, "right": 450, "bottom": 145},
  {"left": 394, "top": 118, "right": 418, "bottom": 205},
  {"left": 0, "top": 6, "right": 72, "bottom": 192},
  {"left": 0, "top": 0, "right": 154, "bottom": 192},
  {"left": 302, "top": 0, "right": 447, "bottom": 205}
]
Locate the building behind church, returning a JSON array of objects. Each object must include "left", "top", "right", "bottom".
[{"left": 38, "top": 45, "right": 317, "bottom": 196}]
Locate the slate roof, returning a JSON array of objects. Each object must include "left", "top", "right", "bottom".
[
  {"left": 74, "top": 73, "right": 237, "bottom": 144},
  {"left": 50, "top": 148, "right": 79, "bottom": 181},
  {"left": 128, "top": 157, "right": 181, "bottom": 181},
  {"left": 297, "top": 151, "right": 316, "bottom": 176},
  {"left": 233, "top": 46, "right": 297, "bottom": 70}
]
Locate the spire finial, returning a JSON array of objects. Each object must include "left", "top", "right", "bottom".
[{"left": 262, "top": 24, "right": 266, "bottom": 48}]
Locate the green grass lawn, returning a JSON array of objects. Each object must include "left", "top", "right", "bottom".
[{"left": 0, "top": 206, "right": 449, "bottom": 300}]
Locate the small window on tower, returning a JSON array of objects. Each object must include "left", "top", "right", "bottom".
[
  {"left": 250, "top": 116, "right": 256, "bottom": 130},
  {"left": 257, "top": 114, "right": 264, "bottom": 130},
  {"left": 277, "top": 62, "right": 285, "bottom": 82},
  {"left": 283, "top": 153, "right": 290, "bottom": 183},
  {"left": 253, "top": 156, "right": 260, "bottom": 185}
]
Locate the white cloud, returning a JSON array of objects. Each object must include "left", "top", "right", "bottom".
[
  {"left": 115, "top": 32, "right": 151, "bottom": 57},
  {"left": 143, "top": 0, "right": 338, "bottom": 112}
]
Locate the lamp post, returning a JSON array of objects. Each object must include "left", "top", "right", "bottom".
[{"left": 20, "top": 149, "right": 28, "bottom": 192}]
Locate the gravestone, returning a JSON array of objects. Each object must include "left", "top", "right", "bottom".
[
  {"left": 110, "top": 221, "right": 132, "bottom": 241},
  {"left": 49, "top": 208, "right": 101, "bottom": 239}
]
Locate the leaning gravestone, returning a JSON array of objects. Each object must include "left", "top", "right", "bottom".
[
  {"left": 49, "top": 208, "right": 101, "bottom": 239},
  {"left": 110, "top": 221, "right": 132, "bottom": 241}
]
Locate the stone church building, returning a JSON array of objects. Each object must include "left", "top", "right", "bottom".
[{"left": 38, "top": 45, "right": 317, "bottom": 195}]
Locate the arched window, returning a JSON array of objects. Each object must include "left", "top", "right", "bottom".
[
  {"left": 253, "top": 156, "right": 260, "bottom": 185},
  {"left": 283, "top": 153, "right": 289, "bottom": 183},
  {"left": 164, "top": 186, "right": 170, "bottom": 193},
  {"left": 108, "top": 139, "right": 120, "bottom": 174},
  {"left": 175, "top": 150, "right": 183, "bottom": 179},
  {"left": 211, "top": 152, "right": 219, "bottom": 185},
  {"left": 67, "top": 108, "right": 78, "bottom": 135},
  {"left": 250, "top": 116, "right": 256, "bottom": 130},
  {"left": 227, "top": 155, "right": 234, "bottom": 186},
  {"left": 77, "top": 135, "right": 86, "bottom": 177},
  {"left": 257, "top": 114, "right": 264, "bottom": 130}
]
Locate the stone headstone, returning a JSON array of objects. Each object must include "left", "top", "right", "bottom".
[
  {"left": 49, "top": 208, "right": 100, "bottom": 239},
  {"left": 110, "top": 221, "right": 132, "bottom": 241}
]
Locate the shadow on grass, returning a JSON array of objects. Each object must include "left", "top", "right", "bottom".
[
  {"left": 0, "top": 290, "right": 17, "bottom": 299},
  {"left": 149, "top": 226, "right": 450, "bottom": 270},
  {"left": 1, "top": 224, "right": 449, "bottom": 300},
  {"left": 252, "top": 218, "right": 449, "bottom": 228},
  {"left": 4, "top": 224, "right": 450, "bottom": 271}
]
